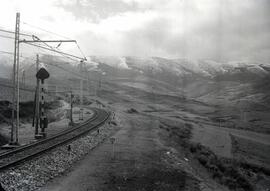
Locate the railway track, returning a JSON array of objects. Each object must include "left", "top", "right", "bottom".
[{"left": 0, "top": 108, "right": 110, "bottom": 171}]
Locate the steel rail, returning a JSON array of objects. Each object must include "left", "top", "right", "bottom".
[
  {"left": 0, "top": 108, "right": 98, "bottom": 158},
  {"left": 0, "top": 108, "right": 110, "bottom": 171}
]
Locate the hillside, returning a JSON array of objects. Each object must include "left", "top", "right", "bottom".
[{"left": 1, "top": 55, "right": 269, "bottom": 106}]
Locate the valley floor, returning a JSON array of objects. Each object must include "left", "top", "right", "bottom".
[{"left": 39, "top": 110, "right": 224, "bottom": 191}]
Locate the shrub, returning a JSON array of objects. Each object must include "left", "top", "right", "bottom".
[
  {"left": 127, "top": 108, "right": 138, "bottom": 114},
  {"left": 198, "top": 154, "right": 208, "bottom": 166},
  {"left": 110, "top": 121, "right": 117, "bottom": 126}
]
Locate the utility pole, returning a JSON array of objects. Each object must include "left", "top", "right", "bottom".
[
  {"left": 15, "top": 13, "right": 20, "bottom": 144},
  {"left": 34, "top": 54, "right": 40, "bottom": 138},
  {"left": 10, "top": 12, "right": 20, "bottom": 145}
]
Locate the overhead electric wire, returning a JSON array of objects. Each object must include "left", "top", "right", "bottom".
[
  {"left": 1, "top": 26, "right": 85, "bottom": 61},
  {"left": 0, "top": 50, "right": 37, "bottom": 73},
  {"left": 22, "top": 22, "right": 87, "bottom": 60},
  {"left": 0, "top": 50, "right": 36, "bottom": 62},
  {"left": 1, "top": 22, "right": 93, "bottom": 88},
  {"left": 32, "top": 41, "right": 78, "bottom": 67},
  {"left": 23, "top": 34, "right": 81, "bottom": 62},
  {"left": 31, "top": 35, "right": 60, "bottom": 54},
  {"left": 46, "top": 62, "right": 85, "bottom": 79},
  {"left": 23, "top": 42, "right": 84, "bottom": 61},
  {"left": 20, "top": 63, "right": 36, "bottom": 71},
  {"left": 0, "top": 83, "right": 35, "bottom": 92},
  {"left": 22, "top": 22, "right": 71, "bottom": 40},
  {"left": 0, "top": 34, "right": 15, "bottom": 40},
  {"left": 44, "top": 62, "right": 102, "bottom": 84},
  {"left": 0, "top": 28, "right": 32, "bottom": 37},
  {"left": 38, "top": 40, "right": 79, "bottom": 62},
  {"left": 75, "top": 42, "right": 87, "bottom": 60},
  {"left": 0, "top": 50, "right": 13, "bottom": 55},
  {"left": 20, "top": 40, "right": 76, "bottom": 43}
]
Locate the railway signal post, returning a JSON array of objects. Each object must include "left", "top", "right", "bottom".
[
  {"left": 34, "top": 54, "right": 41, "bottom": 139},
  {"left": 36, "top": 64, "right": 50, "bottom": 138}
]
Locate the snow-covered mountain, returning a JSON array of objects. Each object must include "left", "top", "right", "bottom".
[
  {"left": 1, "top": 55, "right": 268, "bottom": 82},
  {"left": 90, "top": 56, "right": 270, "bottom": 82},
  {"left": 89, "top": 56, "right": 270, "bottom": 107}
]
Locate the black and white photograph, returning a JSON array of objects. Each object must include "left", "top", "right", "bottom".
[{"left": 0, "top": 0, "right": 269, "bottom": 190}]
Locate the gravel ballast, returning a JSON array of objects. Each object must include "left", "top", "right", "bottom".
[{"left": 0, "top": 113, "right": 120, "bottom": 191}]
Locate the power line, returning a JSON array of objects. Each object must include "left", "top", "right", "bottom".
[
  {"left": 44, "top": 62, "right": 103, "bottom": 83},
  {"left": 0, "top": 50, "right": 36, "bottom": 62},
  {"left": 0, "top": 26, "right": 86, "bottom": 61},
  {"left": 1, "top": 50, "right": 83, "bottom": 82},
  {"left": 20, "top": 39, "right": 76, "bottom": 43},
  {"left": 0, "top": 50, "right": 13, "bottom": 55},
  {"left": 22, "top": 22, "right": 71, "bottom": 40},
  {"left": 20, "top": 63, "right": 36, "bottom": 71},
  {"left": 0, "top": 28, "right": 32, "bottom": 37},
  {"left": 0, "top": 27, "right": 85, "bottom": 61},
  {"left": 0, "top": 34, "right": 15, "bottom": 40},
  {"left": 0, "top": 82, "right": 35, "bottom": 92},
  {"left": 22, "top": 22, "right": 87, "bottom": 60},
  {"left": 29, "top": 41, "right": 78, "bottom": 64},
  {"left": 75, "top": 41, "right": 87, "bottom": 60},
  {"left": 43, "top": 46, "right": 79, "bottom": 62},
  {"left": 28, "top": 35, "right": 72, "bottom": 61},
  {"left": 23, "top": 42, "right": 84, "bottom": 61},
  {"left": 37, "top": 40, "right": 80, "bottom": 62},
  {"left": 0, "top": 28, "right": 85, "bottom": 61},
  {"left": 46, "top": 62, "right": 85, "bottom": 79},
  {"left": 20, "top": 35, "right": 83, "bottom": 62},
  {"left": 0, "top": 50, "right": 101, "bottom": 84}
]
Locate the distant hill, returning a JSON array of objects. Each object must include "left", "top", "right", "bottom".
[
  {"left": 0, "top": 55, "right": 269, "bottom": 108},
  {"left": 90, "top": 56, "right": 270, "bottom": 108}
]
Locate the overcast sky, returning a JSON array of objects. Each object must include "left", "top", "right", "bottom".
[{"left": 0, "top": 0, "right": 269, "bottom": 62}]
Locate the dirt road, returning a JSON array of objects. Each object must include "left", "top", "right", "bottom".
[{"left": 39, "top": 112, "right": 200, "bottom": 191}]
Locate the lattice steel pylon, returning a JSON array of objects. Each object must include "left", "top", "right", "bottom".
[{"left": 10, "top": 12, "right": 20, "bottom": 145}]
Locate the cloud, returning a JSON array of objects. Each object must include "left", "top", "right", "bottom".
[
  {"left": 56, "top": 0, "right": 140, "bottom": 22},
  {"left": 0, "top": 0, "right": 269, "bottom": 62}
]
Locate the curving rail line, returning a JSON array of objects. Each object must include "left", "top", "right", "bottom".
[{"left": 0, "top": 108, "right": 110, "bottom": 171}]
